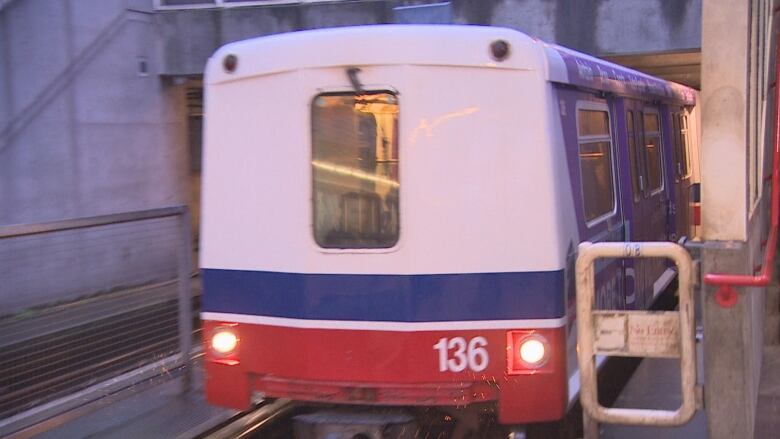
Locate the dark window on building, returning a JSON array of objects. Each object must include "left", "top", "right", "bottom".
[
  {"left": 577, "top": 108, "right": 615, "bottom": 222},
  {"left": 312, "top": 91, "right": 399, "bottom": 249},
  {"left": 186, "top": 87, "right": 203, "bottom": 172}
]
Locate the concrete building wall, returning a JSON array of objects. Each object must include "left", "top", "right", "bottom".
[
  {"left": 0, "top": 0, "right": 188, "bottom": 313},
  {"left": 700, "top": 0, "right": 774, "bottom": 437},
  {"left": 158, "top": 0, "right": 702, "bottom": 76},
  {"left": 0, "top": 0, "right": 703, "bottom": 313}
]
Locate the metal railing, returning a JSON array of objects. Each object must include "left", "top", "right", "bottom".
[
  {"left": 154, "top": 0, "right": 339, "bottom": 10},
  {"left": 576, "top": 242, "right": 697, "bottom": 436},
  {"left": 0, "top": 206, "right": 193, "bottom": 436},
  {"left": 703, "top": 7, "right": 780, "bottom": 308}
]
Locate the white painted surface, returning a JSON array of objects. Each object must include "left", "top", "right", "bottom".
[
  {"left": 201, "top": 27, "right": 569, "bottom": 274},
  {"left": 201, "top": 312, "right": 567, "bottom": 331},
  {"left": 205, "top": 25, "right": 539, "bottom": 85}
]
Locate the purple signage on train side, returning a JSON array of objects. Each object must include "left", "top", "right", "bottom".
[{"left": 553, "top": 46, "right": 696, "bottom": 105}]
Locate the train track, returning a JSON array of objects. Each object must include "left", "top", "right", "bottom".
[{"left": 198, "top": 399, "right": 298, "bottom": 439}]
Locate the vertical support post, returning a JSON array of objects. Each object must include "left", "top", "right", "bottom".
[
  {"left": 177, "top": 208, "right": 194, "bottom": 393},
  {"left": 583, "top": 411, "right": 600, "bottom": 439}
]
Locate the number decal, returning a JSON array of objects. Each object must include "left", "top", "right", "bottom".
[
  {"left": 433, "top": 338, "right": 448, "bottom": 372},
  {"left": 447, "top": 337, "right": 468, "bottom": 372},
  {"left": 467, "top": 337, "right": 489, "bottom": 372},
  {"left": 434, "top": 337, "right": 490, "bottom": 372}
]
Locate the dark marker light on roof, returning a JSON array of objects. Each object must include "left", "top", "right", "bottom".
[
  {"left": 223, "top": 54, "right": 238, "bottom": 73},
  {"left": 490, "top": 39, "right": 510, "bottom": 62}
]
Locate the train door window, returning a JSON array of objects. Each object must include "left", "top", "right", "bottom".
[
  {"left": 311, "top": 91, "right": 399, "bottom": 249},
  {"left": 577, "top": 106, "right": 615, "bottom": 223},
  {"left": 672, "top": 113, "right": 683, "bottom": 180},
  {"left": 626, "top": 110, "right": 644, "bottom": 201},
  {"left": 680, "top": 113, "right": 691, "bottom": 177},
  {"left": 643, "top": 111, "right": 664, "bottom": 192}
]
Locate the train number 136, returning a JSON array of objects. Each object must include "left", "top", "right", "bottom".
[{"left": 433, "top": 337, "right": 489, "bottom": 372}]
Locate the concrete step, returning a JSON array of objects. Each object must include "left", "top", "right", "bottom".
[{"left": 765, "top": 315, "right": 780, "bottom": 345}]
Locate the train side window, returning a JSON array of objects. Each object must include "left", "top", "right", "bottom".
[
  {"left": 643, "top": 112, "right": 664, "bottom": 192},
  {"left": 626, "top": 110, "right": 643, "bottom": 201},
  {"left": 577, "top": 108, "right": 615, "bottom": 223},
  {"left": 311, "top": 91, "right": 399, "bottom": 249}
]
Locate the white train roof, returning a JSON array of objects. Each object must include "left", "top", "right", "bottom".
[
  {"left": 206, "top": 25, "right": 695, "bottom": 105},
  {"left": 206, "top": 25, "right": 541, "bottom": 83}
]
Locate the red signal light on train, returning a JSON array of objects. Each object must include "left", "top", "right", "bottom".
[
  {"left": 212, "top": 330, "right": 238, "bottom": 354},
  {"left": 210, "top": 326, "right": 240, "bottom": 365},
  {"left": 506, "top": 331, "right": 551, "bottom": 374},
  {"left": 519, "top": 337, "right": 547, "bottom": 365}
]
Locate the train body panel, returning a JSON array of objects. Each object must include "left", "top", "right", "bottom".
[
  {"left": 201, "top": 26, "right": 566, "bottom": 276},
  {"left": 200, "top": 25, "right": 699, "bottom": 427}
]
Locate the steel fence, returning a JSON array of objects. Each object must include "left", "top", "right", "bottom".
[
  {"left": 154, "top": 0, "right": 336, "bottom": 10},
  {"left": 0, "top": 206, "right": 194, "bottom": 435}
]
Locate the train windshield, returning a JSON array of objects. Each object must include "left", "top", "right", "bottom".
[{"left": 311, "top": 91, "right": 400, "bottom": 249}]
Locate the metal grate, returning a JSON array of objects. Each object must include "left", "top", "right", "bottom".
[{"left": 0, "top": 207, "right": 193, "bottom": 423}]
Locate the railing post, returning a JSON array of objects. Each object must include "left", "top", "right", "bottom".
[
  {"left": 583, "top": 410, "right": 600, "bottom": 439},
  {"left": 177, "top": 208, "right": 194, "bottom": 393}
]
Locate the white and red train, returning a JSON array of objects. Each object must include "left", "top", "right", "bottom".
[{"left": 199, "top": 25, "right": 699, "bottom": 433}]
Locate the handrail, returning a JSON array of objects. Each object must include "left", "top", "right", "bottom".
[
  {"left": 0, "top": 206, "right": 188, "bottom": 238},
  {"left": 703, "top": 20, "right": 780, "bottom": 308},
  {"left": 576, "top": 242, "right": 697, "bottom": 428}
]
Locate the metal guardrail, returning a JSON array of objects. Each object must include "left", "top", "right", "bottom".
[
  {"left": 153, "top": 0, "right": 337, "bottom": 10},
  {"left": 703, "top": 7, "right": 780, "bottom": 308},
  {"left": 0, "top": 206, "right": 194, "bottom": 436},
  {"left": 576, "top": 242, "right": 697, "bottom": 437}
]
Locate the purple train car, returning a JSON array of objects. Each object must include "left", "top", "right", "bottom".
[{"left": 200, "top": 25, "right": 700, "bottom": 434}]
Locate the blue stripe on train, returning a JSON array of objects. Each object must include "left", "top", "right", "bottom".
[{"left": 201, "top": 269, "right": 565, "bottom": 322}]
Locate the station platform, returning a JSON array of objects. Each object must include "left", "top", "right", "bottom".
[
  {"left": 29, "top": 357, "right": 236, "bottom": 439},
  {"left": 28, "top": 352, "right": 710, "bottom": 439},
  {"left": 755, "top": 344, "right": 780, "bottom": 437},
  {"left": 601, "top": 356, "right": 707, "bottom": 439},
  {"left": 17, "top": 344, "right": 780, "bottom": 438}
]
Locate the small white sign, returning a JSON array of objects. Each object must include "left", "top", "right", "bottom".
[
  {"left": 594, "top": 311, "right": 680, "bottom": 358},
  {"left": 594, "top": 314, "right": 626, "bottom": 351}
]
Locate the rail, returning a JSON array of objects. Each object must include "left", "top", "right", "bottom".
[
  {"left": 154, "top": 0, "right": 335, "bottom": 10},
  {"left": 702, "top": 17, "right": 780, "bottom": 308},
  {"left": 199, "top": 399, "right": 296, "bottom": 439},
  {"left": 1, "top": 205, "right": 194, "bottom": 378},
  {"left": 0, "top": 206, "right": 194, "bottom": 436}
]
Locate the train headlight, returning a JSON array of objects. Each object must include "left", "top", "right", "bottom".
[
  {"left": 507, "top": 331, "right": 551, "bottom": 374},
  {"left": 211, "top": 328, "right": 239, "bottom": 355},
  {"left": 519, "top": 337, "right": 547, "bottom": 366}
]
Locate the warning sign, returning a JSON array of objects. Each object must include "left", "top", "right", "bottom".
[{"left": 593, "top": 311, "right": 681, "bottom": 358}]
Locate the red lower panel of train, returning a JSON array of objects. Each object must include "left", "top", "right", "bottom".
[{"left": 203, "top": 320, "right": 568, "bottom": 424}]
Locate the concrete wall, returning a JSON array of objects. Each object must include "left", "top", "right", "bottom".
[
  {"left": 0, "top": 0, "right": 704, "bottom": 313},
  {"left": 159, "top": 0, "right": 702, "bottom": 76},
  {"left": 700, "top": 0, "right": 773, "bottom": 437},
  {"left": 0, "top": 0, "right": 188, "bottom": 313}
]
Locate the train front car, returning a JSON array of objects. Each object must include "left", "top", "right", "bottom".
[{"left": 200, "top": 26, "right": 572, "bottom": 429}]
